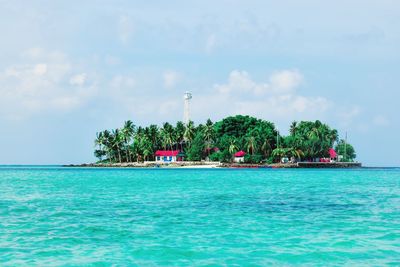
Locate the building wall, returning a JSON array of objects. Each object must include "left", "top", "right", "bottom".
[
  {"left": 234, "top": 157, "right": 244, "bottom": 163},
  {"left": 156, "top": 156, "right": 177, "bottom": 163}
]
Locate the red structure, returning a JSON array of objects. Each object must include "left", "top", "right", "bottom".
[
  {"left": 328, "top": 148, "right": 337, "bottom": 159},
  {"left": 155, "top": 150, "right": 180, "bottom": 157},
  {"left": 155, "top": 150, "right": 181, "bottom": 162},
  {"left": 319, "top": 148, "right": 338, "bottom": 162},
  {"left": 234, "top": 150, "right": 246, "bottom": 157}
]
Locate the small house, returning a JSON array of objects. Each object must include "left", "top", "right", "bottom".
[
  {"left": 155, "top": 150, "right": 180, "bottom": 163},
  {"left": 328, "top": 148, "right": 337, "bottom": 162},
  {"left": 234, "top": 150, "right": 246, "bottom": 163}
]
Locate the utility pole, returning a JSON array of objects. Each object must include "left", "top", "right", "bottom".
[
  {"left": 276, "top": 128, "right": 279, "bottom": 149},
  {"left": 344, "top": 131, "right": 347, "bottom": 162}
]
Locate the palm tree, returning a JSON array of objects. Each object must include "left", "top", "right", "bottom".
[
  {"left": 272, "top": 147, "right": 304, "bottom": 162},
  {"left": 308, "top": 125, "right": 321, "bottom": 140},
  {"left": 203, "top": 119, "right": 215, "bottom": 158},
  {"left": 122, "top": 120, "right": 135, "bottom": 162},
  {"left": 246, "top": 135, "right": 257, "bottom": 155},
  {"left": 329, "top": 129, "right": 338, "bottom": 146},
  {"left": 272, "top": 148, "right": 286, "bottom": 162},
  {"left": 148, "top": 124, "right": 159, "bottom": 152},
  {"left": 290, "top": 121, "right": 298, "bottom": 136},
  {"left": 292, "top": 148, "right": 304, "bottom": 160},
  {"left": 140, "top": 137, "right": 153, "bottom": 161},
  {"left": 261, "top": 138, "right": 272, "bottom": 158},
  {"left": 111, "top": 129, "right": 123, "bottom": 163},
  {"left": 102, "top": 130, "right": 113, "bottom": 163},
  {"left": 228, "top": 139, "right": 238, "bottom": 154},
  {"left": 94, "top": 132, "right": 105, "bottom": 161},
  {"left": 95, "top": 132, "right": 104, "bottom": 151},
  {"left": 174, "top": 121, "right": 185, "bottom": 151},
  {"left": 184, "top": 121, "right": 195, "bottom": 147},
  {"left": 161, "top": 122, "right": 175, "bottom": 151},
  {"left": 143, "top": 148, "right": 151, "bottom": 161},
  {"left": 131, "top": 138, "right": 141, "bottom": 162}
]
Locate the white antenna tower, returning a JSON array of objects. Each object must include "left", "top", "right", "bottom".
[{"left": 183, "top": 91, "right": 192, "bottom": 125}]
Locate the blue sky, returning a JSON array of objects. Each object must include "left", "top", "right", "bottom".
[{"left": 0, "top": 1, "right": 399, "bottom": 166}]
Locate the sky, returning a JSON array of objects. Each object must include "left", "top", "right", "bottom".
[{"left": 0, "top": 0, "right": 399, "bottom": 166}]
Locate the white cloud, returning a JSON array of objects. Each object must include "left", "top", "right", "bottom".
[
  {"left": 106, "top": 73, "right": 181, "bottom": 120},
  {"left": 108, "top": 75, "right": 138, "bottom": 113},
  {"left": 337, "top": 106, "right": 361, "bottom": 127},
  {"left": 110, "top": 75, "right": 136, "bottom": 89},
  {"left": 22, "top": 47, "right": 43, "bottom": 59},
  {"left": 158, "top": 100, "right": 179, "bottom": 116},
  {"left": 372, "top": 115, "right": 389, "bottom": 126},
  {"left": 233, "top": 95, "right": 330, "bottom": 119},
  {"left": 215, "top": 70, "right": 268, "bottom": 95},
  {"left": 0, "top": 49, "right": 97, "bottom": 120},
  {"left": 33, "top": 64, "right": 47, "bottom": 75},
  {"left": 69, "top": 73, "right": 87, "bottom": 86},
  {"left": 205, "top": 34, "right": 217, "bottom": 53},
  {"left": 105, "top": 55, "right": 121, "bottom": 66},
  {"left": 215, "top": 69, "right": 303, "bottom": 96},
  {"left": 192, "top": 69, "right": 331, "bottom": 123},
  {"left": 269, "top": 69, "right": 303, "bottom": 93},
  {"left": 117, "top": 15, "right": 135, "bottom": 44},
  {"left": 163, "top": 70, "right": 181, "bottom": 89}
]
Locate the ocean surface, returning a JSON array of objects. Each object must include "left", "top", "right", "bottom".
[{"left": 0, "top": 166, "right": 399, "bottom": 266}]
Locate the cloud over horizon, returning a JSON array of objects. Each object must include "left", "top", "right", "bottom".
[
  {"left": 0, "top": 49, "right": 97, "bottom": 120},
  {"left": 191, "top": 70, "right": 331, "bottom": 124}
]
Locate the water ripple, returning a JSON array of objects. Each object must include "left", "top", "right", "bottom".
[{"left": 0, "top": 167, "right": 399, "bottom": 266}]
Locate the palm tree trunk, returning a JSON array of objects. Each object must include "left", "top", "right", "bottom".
[
  {"left": 125, "top": 145, "right": 129, "bottom": 162},
  {"left": 117, "top": 147, "right": 122, "bottom": 163}
]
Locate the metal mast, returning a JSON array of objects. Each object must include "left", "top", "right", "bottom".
[
  {"left": 183, "top": 91, "right": 192, "bottom": 125},
  {"left": 344, "top": 131, "right": 347, "bottom": 162}
]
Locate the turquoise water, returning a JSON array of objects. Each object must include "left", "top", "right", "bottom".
[{"left": 0, "top": 167, "right": 399, "bottom": 266}]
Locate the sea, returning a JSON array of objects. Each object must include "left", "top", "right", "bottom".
[{"left": 0, "top": 166, "right": 399, "bottom": 266}]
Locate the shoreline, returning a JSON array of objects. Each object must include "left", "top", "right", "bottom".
[{"left": 63, "top": 162, "right": 362, "bottom": 169}]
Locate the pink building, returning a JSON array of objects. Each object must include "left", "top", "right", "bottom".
[{"left": 234, "top": 150, "right": 246, "bottom": 163}]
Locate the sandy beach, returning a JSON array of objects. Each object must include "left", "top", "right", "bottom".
[{"left": 179, "top": 164, "right": 220, "bottom": 168}]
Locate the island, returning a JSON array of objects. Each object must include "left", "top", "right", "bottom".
[{"left": 66, "top": 115, "right": 360, "bottom": 168}]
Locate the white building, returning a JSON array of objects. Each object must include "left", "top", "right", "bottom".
[{"left": 234, "top": 150, "right": 246, "bottom": 163}]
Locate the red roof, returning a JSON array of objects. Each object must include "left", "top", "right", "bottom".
[
  {"left": 234, "top": 150, "right": 246, "bottom": 157},
  {"left": 155, "top": 150, "right": 180, "bottom": 157},
  {"left": 328, "top": 148, "right": 337, "bottom": 158}
]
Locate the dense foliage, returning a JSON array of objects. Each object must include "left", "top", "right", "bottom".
[
  {"left": 94, "top": 115, "right": 355, "bottom": 163},
  {"left": 335, "top": 139, "right": 356, "bottom": 162},
  {"left": 212, "top": 115, "right": 278, "bottom": 163},
  {"left": 282, "top": 120, "right": 338, "bottom": 160}
]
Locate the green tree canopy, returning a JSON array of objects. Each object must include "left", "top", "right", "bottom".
[
  {"left": 186, "top": 131, "right": 205, "bottom": 161},
  {"left": 93, "top": 116, "right": 352, "bottom": 164},
  {"left": 335, "top": 139, "right": 356, "bottom": 162},
  {"left": 284, "top": 120, "right": 338, "bottom": 160},
  {"left": 214, "top": 115, "right": 278, "bottom": 162}
]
